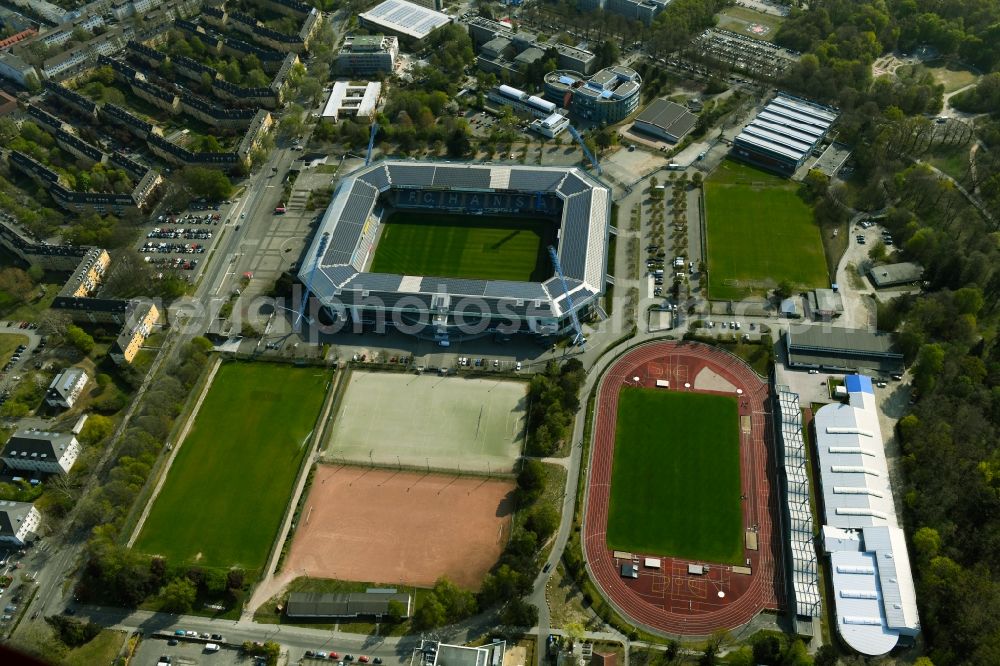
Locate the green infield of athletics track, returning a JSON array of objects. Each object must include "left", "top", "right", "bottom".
[
  {"left": 607, "top": 388, "right": 743, "bottom": 565},
  {"left": 370, "top": 211, "right": 557, "bottom": 282},
  {"left": 705, "top": 159, "right": 828, "bottom": 301},
  {"left": 134, "top": 362, "right": 331, "bottom": 574}
]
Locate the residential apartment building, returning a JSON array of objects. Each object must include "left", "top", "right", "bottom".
[
  {"left": 1, "top": 430, "right": 81, "bottom": 475},
  {"left": 0, "top": 501, "right": 41, "bottom": 546},
  {"left": 45, "top": 368, "right": 90, "bottom": 409},
  {"left": 110, "top": 301, "right": 159, "bottom": 365}
]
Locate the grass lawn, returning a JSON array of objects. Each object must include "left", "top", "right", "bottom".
[
  {"left": 134, "top": 362, "right": 331, "bottom": 574},
  {"left": 924, "top": 146, "right": 971, "bottom": 183},
  {"left": 922, "top": 61, "right": 980, "bottom": 93},
  {"left": 0, "top": 332, "right": 28, "bottom": 361},
  {"left": 370, "top": 212, "right": 556, "bottom": 281},
  {"left": 715, "top": 6, "right": 784, "bottom": 42},
  {"left": 607, "top": 388, "right": 743, "bottom": 565},
  {"left": 62, "top": 630, "right": 126, "bottom": 666},
  {"left": 705, "top": 160, "right": 828, "bottom": 300}
]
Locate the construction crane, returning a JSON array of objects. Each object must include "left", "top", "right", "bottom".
[
  {"left": 567, "top": 125, "right": 601, "bottom": 175},
  {"left": 365, "top": 122, "right": 379, "bottom": 166},
  {"left": 547, "top": 245, "right": 586, "bottom": 347},
  {"left": 295, "top": 232, "right": 330, "bottom": 329}
]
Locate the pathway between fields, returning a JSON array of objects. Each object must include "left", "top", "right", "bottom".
[{"left": 126, "top": 356, "right": 222, "bottom": 548}]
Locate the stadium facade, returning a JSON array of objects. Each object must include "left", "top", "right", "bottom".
[
  {"left": 299, "top": 160, "right": 611, "bottom": 340},
  {"left": 731, "top": 93, "right": 838, "bottom": 177}
]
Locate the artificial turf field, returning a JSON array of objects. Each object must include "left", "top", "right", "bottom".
[
  {"left": 134, "top": 363, "right": 331, "bottom": 573},
  {"left": 704, "top": 160, "right": 828, "bottom": 300},
  {"left": 370, "top": 212, "right": 557, "bottom": 281},
  {"left": 607, "top": 388, "right": 743, "bottom": 565}
]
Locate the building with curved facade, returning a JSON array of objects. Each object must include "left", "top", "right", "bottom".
[{"left": 543, "top": 66, "right": 641, "bottom": 124}]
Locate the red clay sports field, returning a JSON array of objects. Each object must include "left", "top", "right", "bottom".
[{"left": 584, "top": 340, "right": 784, "bottom": 635}]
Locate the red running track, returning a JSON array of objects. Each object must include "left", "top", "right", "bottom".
[{"left": 584, "top": 340, "right": 784, "bottom": 635}]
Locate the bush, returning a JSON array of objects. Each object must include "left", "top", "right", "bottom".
[{"left": 45, "top": 615, "right": 102, "bottom": 647}]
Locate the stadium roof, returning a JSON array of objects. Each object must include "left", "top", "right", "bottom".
[
  {"left": 300, "top": 161, "right": 610, "bottom": 328},
  {"left": 733, "top": 93, "right": 838, "bottom": 166},
  {"left": 814, "top": 376, "right": 920, "bottom": 655},
  {"left": 358, "top": 0, "right": 451, "bottom": 40}
]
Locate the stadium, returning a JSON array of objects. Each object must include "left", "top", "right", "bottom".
[{"left": 298, "top": 160, "right": 611, "bottom": 340}]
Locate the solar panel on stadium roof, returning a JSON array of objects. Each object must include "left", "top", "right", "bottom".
[
  {"left": 386, "top": 164, "right": 434, "bottom": 186},
  {"left": 507, "top": 168, "right": 564, "bottom": 191},
  {"left": 431, "top": 166, "right": 492, "bottom": 189},
  {"left": 557, "top": 172, "right": 590, "bottom": 197},
  {"left": 734, "top": 133, "right": 802, "bottom": 160},
  {"left": 358, "top": 165, "right": 391, "bottom": 191},
  {"left": 743, "top": 124, "right": 812, "bottom": 154},
  {"left": 318, "top": 264, "right": 359, "bottom": 288},
  {"left": 558, "top": 194, "right": 592, "bottom": 279},
  {"left": 419, "top": 277, "right": 489, "bottom": 296},
  {"left": 483, "top": 280, "right": 548, "bottom": 300},
  {"left": 344, "top": 272, "right": 405, "bottom": 291}
]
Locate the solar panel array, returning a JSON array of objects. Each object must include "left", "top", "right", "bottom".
[
  {"left": 360, "top": 0, "right": 450, "bottom": 39},
  {"left": 558, "top": 173, "right": 591, "bottom": 198},
  {"left": 323, "top": 180, "right": 378, "bottom": 265},
  {"left": 507, "top": 168, "right": 564, "bottom": 192},
  {"left": 386, "top": 163, "right": 435, "bottom": 187},
  {"left": 777, "top": 387, "right": 822, "bottom": 619},
  {"left": 358, "top": 164, "right": 391, "bottom": 191},
  {"left": 432, "top": 166, "right": 492, "bottom": 189},
  {"left": 559, "top": 192, "right": 593, "bottom": 279}
]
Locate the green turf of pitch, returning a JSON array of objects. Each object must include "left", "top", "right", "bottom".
[
  {"left": 705, "top": 159, "right": 828, "bottom": 300},
  {"left": 134, "top": 363, "right": 330, "bottom": 574},
  {"left": 370, "top": 212, "right": 556, "bottom": 281},
  {"left": 607, "top": 388, "right": 743, "bottom": 565}
]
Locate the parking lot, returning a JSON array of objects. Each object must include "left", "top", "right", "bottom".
[
  {"left": 690, "top": 28, "right": 799, "bottom": 79},
  {"left": 134, "top": 636, "right": 256, "bottom": 666},
  {"left": 136, "top": 201, "right": 236, "bottom": 281}
]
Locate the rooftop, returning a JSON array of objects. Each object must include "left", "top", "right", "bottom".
[
  {"left": 358, "top": 0, "right": 451, "bottom": 40},
  {"left": 634, "top": 98, "right": 697, "bottom": 139}
]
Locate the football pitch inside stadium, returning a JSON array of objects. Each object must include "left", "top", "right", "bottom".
[
  {"left": 607, "top": 388, "right": 744, "bottom": 565},
  {"left": 369, "top": 212, "right": 557, "bottom": 281},
  {"left": 705, "top": 160, "right": 828, "bottom": 300}
]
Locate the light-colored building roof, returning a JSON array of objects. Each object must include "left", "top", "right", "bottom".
[
  {"left": 815, "top": 375, "right": 920, "bottom": 655},
  {"left": 321, "top": 81, "right": 381, "bottom": 121},
  {"left": 358, "top": 0, "right": 451, "bottom": 40}
]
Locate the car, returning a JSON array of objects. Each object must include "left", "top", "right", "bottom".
[
  {"left": 359, "top": 656, "right": 370, "bottom": 663},
  {"left": 159, "top": 658, "right": 172, "bottom": 664},
  {"left": 317, "top": 652, "right": 329, "bottom": 659},
  {"left": 168, "top": 639, "right": 178, "bottom": 646},
  {"left": 345, "top": 655, "right": 355, "bottom": 661},
  {"left": 373, "top": 660, "right": 382, "bottom": 665},
  {"left": 186, "top": 630, "right": 198, "bottom": 637},
  {"left": 240, "top": 213, "right": 246, "bottom": 219},
  {"left": 808, "top": 369, "right": 819, "bottom": 375},
  {"left": 330, "top": 652, "right": 340, "bottom": 659},
  {"left": 211, "top": 633, "right": 223, "bottom": 641},
  {"left": 543, "top": 562, "right": 552, "bottom": 573},
  {"left": 175, "top": 630, "right": 186, "bottom": 636},
  {"left": 515, "top": 361, "right": 522, "bottom": 371}
]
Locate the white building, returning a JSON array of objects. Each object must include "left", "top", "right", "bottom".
[
  {"left": 0, "top": 501, "right": 41, "bottom": 546},
  {"left": 336, "top": 34, "right": 398, "bottom": 76},
  {"left": 1, "top": 429, "right": 81, "bottom": 475},
  {"left": 813, "top": 375, "right": 920, "bottom": 655},
  {"left": 321, "top": 81, "right": 381, "bottom": 122},
  {"left": 530, "top": 112, "right": 569, "bottom": 138},
  {"left": 488, "top": 84, "right": 556, "bottom": 120},
  {"left": 357, "top": 0, "right": 451, "bottom": 44},
  {"left": 45, "top": 367, "right": 89, "bottom": 408}
]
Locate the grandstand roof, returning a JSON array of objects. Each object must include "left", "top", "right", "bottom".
[
  {"left": 300, "top": 161, "right": 609, "bottom": 327},
  {"left": 358, "top": 0, "right": 451, "bottom": 41}
]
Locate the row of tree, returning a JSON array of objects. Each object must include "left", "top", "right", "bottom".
[{"left": 525, "top": 358, "right": 587, "bottom": 456}]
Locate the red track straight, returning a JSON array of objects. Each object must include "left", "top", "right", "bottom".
[{"left": 584, "top": 340, "right": 783, "bottom": 635}]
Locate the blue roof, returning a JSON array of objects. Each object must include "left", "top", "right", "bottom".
[
  {"left": 558, "top": 75, "right": 575, "bottom": 85},
  {"left": 845, "top": 374, "right": 874, "bottom": 394}
]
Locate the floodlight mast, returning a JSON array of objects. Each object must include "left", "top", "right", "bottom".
[
  {"left": 547, "top": 245, "right": 586, "bottom": 347},
  {"left": 365, "top": 122, "right": 379, "bottom": 166},
  {"left": 567, "top": 125, "right": 601, "bottom": 175},
  {"left": 295, "top": 232, "right": 330, "bottom": 329}
]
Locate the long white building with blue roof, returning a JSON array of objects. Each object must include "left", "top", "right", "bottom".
[
  {"left": 813, "top": 375, "right": 920, "bottom": 655},
  {"left": 732, "top": 93, "right": 838, "bottom": 177}
]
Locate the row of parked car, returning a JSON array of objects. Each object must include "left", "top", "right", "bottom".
[
  {"left": 147, "top": 228, "right": 215, "bottom": 240},
  {"left": 141, "top": 242, "right": 206, "bottom": 254},
  {"left": 143, "top": 257, "right": 199, "bottom": 270},
  {"left": 305, "top": 651, "right": 382, "bottom": 664}
]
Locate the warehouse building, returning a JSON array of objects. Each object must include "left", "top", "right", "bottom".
[
  {"left": 543, "top": 66, "right": 642, "bottom": 124},
  {"left": 358, "top": 0, "right": 450, "bottom": 44},
  {"left": 867, "top": 262, "right": 924, "bottom": 289},
  {"left": 633, "top": 98, "right": 697, "bottom": 143},
  {"left": 813, "top": 375, "right": 920, "bottom": 654},
  {"left": 731, "top": 93, "right": 838, "bottom": 177},
  {"left": 784, "top": 327, "right": 903, "bottom": 376}
]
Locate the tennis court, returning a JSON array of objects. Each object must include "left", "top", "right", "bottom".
[{"left": 323, "top": 371, "right": 527, "bottom": 472}]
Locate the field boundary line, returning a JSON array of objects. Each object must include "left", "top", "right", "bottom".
[{"left": 125, "top": 355, "right": 222, "bottom": 549}]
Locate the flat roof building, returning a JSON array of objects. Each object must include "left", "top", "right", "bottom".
[
  {"left": 813, "top": 375, "right": 920, "bottom": 654},
  {"left": 732, "top": 93, "right": 838, "bottom": 177},
  {"left": 867, "top": 262, "right": 924, "bottom": 289},
  {"left": 633, "top": 98, "right": 697, "bottom": 143},
  {"left": 544, "top": 66, "right": 642, "bottom": 124},
  {"left": 785, "top": 327, "right": 903, "bottom": 375},
  {"left": 488, "top": 84, "right": 557, "bottom": 119},
  {"left": 358, "top": 0, "right": 451, "bottom": 43},
  {"left": 0, "top": 501, "right": 40, "bottom": 546},
  {"left": 286, "top": 591, "right": 411, "bottom": 619},
  {"left": 46, "top": 367, "right": 89, "bottom": 409},
  {"left": 321, "top": 81, "right": 381, "bottom": 122},
  {"left": 336, "top": 34, "right": 398, "bottom": 75}
]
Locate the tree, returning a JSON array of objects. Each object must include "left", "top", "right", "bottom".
[
  {"left": 517, "top": 459, "right": 545, "bottom": 494},
  {"left": 499, "top": 597, "right": 537, "bottom": 626},
  {"left": 387, "top": 599, "right": 406, "bottom": 622},
  {"left": 181, "top": 167, "right": 233, "bottom": 201},
  {"left": 526, "top": 503, "right": 559, "bottom": 541},
  {"left": 412, "top": 594, "right": 447, "bottom": 629},
  {"left": 445, "top": 127, "right": 472, "bottom": 157},
  {"left": 66, "top": 325, "right": 95, "bottom": 354},
  {"left": 157, "top": 577, "right": 196, "bottom": 613},
  {"left": 79, "top": 415, "right": 114, "bottom": 446},
  {"left": 774, "top": 280, "right": 796, "bottom": 300},
  {"left": 0, "top": 267, "right": 34, "bottom": 305}
]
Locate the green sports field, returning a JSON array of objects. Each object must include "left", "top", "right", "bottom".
[
  {"left": 607, "top": 388, "right": 743, "bottom": 565},
  {"left": 134, "top": 363, "right": 330, "bottom": 573},
  {"left": 370, "top": 212, "right": 556, "bottom": 281},
  {"left": 705, "top": 160, "right": 828, "bottom": 300}
]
